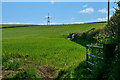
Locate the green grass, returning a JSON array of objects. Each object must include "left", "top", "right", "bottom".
[{"left": 2, "top": 23, "right": 106, "bottom": 78}]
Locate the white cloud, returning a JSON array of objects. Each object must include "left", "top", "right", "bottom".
[
  {"left": 73, "top": 22, "right": 84, "bottom": 24},
  {"left": 97, "top": 15, "right": 112, "bottom": 21},
  {"left": 97, "top": 18, "right": 106, "bottom": 21},
  {"left": 80, "top": 8, "right": 94, "bottom": 14},
  {"left": 97, "top": 16, "right": 108, "bottom": 21},
  {"left": 71, "top": 18, "right": 75, "bottom": 20},
  {"left": 8, "top": 22, "right": 20, "bottom": 24},
  {"left": 51, "top": 0, "right": 54, "bottom": 4},
  {"left": 38, "top": 23, "right": 44, "bottom": 25},
  {"left": 82, "top": 4, "right": 88, "bottom": 8},
  {"left": 45, "top": 16, "right": 52, "bottom": 18},
  {"left": 50, "top": 22, "right": 56, "bottom": 25},
  {"left": 49, "top": 22, "right": 63, "bottom": 25},
  {"left": 98, "top": 8, "right": 107, "bottom": 13},
  {"left": 1, "top": 22, "right": 20, "bottom": 24}
]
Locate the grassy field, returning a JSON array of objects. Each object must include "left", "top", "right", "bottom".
[{"left": 2, "top": 23, "right": 106, "bottom": 78}]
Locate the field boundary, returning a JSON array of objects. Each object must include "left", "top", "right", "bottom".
[
  {"left": 0, "top": 26, "right": 29, "bottom": 29},
  {"left": 86, "top": 45, "right": 103, "bottom": 72}
]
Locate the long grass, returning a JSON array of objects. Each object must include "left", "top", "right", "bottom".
[{"left": 2, "top": 23, "right": 106, "bottom": 78}]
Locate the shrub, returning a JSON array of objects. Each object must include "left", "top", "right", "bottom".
[{"left": 91, "top": 1, "right": 120, "bottom": 80}]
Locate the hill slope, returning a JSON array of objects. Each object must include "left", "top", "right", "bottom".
[{"left": 2, "top": 23, "right": 106, "bottom": 78}]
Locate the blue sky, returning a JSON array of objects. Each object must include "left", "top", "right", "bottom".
[
  {"left": 2, "top": 0, "right": 118, "bottom": 2},
  {"left": 2, "top": 2, "right": 118, "bottom": 25}
]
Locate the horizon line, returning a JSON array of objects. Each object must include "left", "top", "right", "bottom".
[{"left": 1, "top": 21, "right": 107, "bottom": 25}]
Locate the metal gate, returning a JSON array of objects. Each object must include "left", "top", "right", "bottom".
[{"left": 86, "top": 45, "right": 103, "bottom": 72}]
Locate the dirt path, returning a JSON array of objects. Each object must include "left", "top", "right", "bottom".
[
  {"left": 36, "top": 65, "right": 56, "bottom": 79},
  {"left": 2, "top": 58, "right": 56, "bottom": 79}
]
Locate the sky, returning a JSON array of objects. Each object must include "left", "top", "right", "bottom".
[
  {"left": 2, "top": 2, "right": 119, "bottom": 25},
  {"left": 2, "top": 0, "right": 119, "bottom": 2}
]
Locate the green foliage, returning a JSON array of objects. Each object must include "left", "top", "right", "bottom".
[
  {"left": 72, "top": 28, "right": 104, "bottom": 46},
  {"left": 2, "top": 52, "right": 28, "bottom": 70},
  {"left": 6, "top": 68, "right": 40, "bottom": 78},
  {"left": 2, "top": 60, "right": 23, "bottom": 70},
  {"left": 56, "top": 68, "right": 69, "bottom": 79},
  {"left": 56, "top": 61, "right": 92, "bottom": 79},
  {"left": 97, "top": 5, "right": 120, "bottom": 44},
  {"left": 92, "top": 2, "right": 120, "bottom": 80}
]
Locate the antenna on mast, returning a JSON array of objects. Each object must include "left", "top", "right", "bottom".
[{"left": 46, "top": 13, "right": 51, "bottom": 25}]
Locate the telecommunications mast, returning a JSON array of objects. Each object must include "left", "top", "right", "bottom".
[{"left": 46, "top": 13, "right": 51, "bottom": 25}]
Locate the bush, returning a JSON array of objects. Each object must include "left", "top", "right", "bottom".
[
  {"left": 56, "top": 61, "right": 91, "bottom": 79},
  {"left": 92, "top": 1, "right": 120, "bottom": 80}
]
